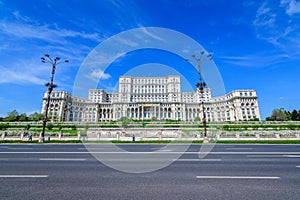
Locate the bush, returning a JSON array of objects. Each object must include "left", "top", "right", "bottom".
[
  {"left": 0, "top": 123, "right": 10, "bottom": 130},
  {"left": 25, "top": 124, "right": 31, "bottom": 130},
  {"left": 46, "top": 123, "right": 54, "bottom": 130}
]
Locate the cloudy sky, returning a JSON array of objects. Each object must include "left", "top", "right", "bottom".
[{"left": 1, "top": 0, "right": 300, "bottom": 119}]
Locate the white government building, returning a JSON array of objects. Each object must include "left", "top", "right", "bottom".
[{"left": 42, "top": 75, "right": 260, "bottom": 122}]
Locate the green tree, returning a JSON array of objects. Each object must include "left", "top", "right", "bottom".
[
  {"left": 290, "top": 109, "right": 300, "bottom": 121},
  {"left": 29, "top": 112, "right": 44, "bottom": 121},
  {"left": 19, "top": 113, "right": 28, "bottom": 121},
  {"left": 270, "top": 108, "right": 287, "bottom": 121},
  {"left": 120, "top": 117, "right": 130, "bottom": 128},
  {"left": 4, "top": 110, "right": 19, "bottom": 122},
  {"left": 284, "top": 110, "right": 291, "bottom": 121}
]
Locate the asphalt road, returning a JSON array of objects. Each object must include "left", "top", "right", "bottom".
[{"left": 0, "top": 144, "right": 299, "bottom": 200}]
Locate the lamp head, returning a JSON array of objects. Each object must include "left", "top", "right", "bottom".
[{"left": 52, "top": 84, "right": 58, "bottom": 88}]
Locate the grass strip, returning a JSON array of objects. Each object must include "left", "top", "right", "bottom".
[{"left": 1, "top": 139, "right": 299, "bottom": 144}]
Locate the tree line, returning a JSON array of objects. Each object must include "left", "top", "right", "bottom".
[
  {"left": 266, "top": 108, "right": 300, "bottom": 121},
  {"left": 0, "top": 110, "right": 44, "bottom": 122}
]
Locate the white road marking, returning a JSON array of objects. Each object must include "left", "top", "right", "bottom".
[
  {"left": 39, "top": 158, "right": 86, "bottom": 161},
  {"left": 296, "top": 166, "right": 300, "bottom": 168},
  {"left": 0, "top": 175, "right": 48, "bottom": 178},
  {"left": 174, "top": 159, "right": 222, "bottom": 162},
  {"left": 196, "top": 176, "right": 280, "bottom": 179},
  {"left": 247, "top": 155, "right": 284, "bottom": 158},
  {"left": 226, "top": 148, "right": 253, "bottom": 150},
  {"left": 0, "top": 151, "right": 300, "bottom": 155},
  {"left": 7, "top": 148, "right": 33, "bottom": 150},
  {"left": 160, "top": 149, "right": 173, "bottom": 152},
  {"left": 283, "top": 155, "right": 300, "bottom": 158}
]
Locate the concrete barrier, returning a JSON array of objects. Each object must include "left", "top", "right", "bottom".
[{"left": 255, "top": 133, "right": 260, "bottom": 139}]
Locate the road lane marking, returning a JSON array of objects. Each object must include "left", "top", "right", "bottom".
[
  {"left": 0, "top": 175, "right": 48, "bottom": 178},
  {"left": 1, "top": 151, "right": 300, "bottom": 154},
  {"left": 226, "top": 148, "right": 253, "bottom": 150},
  {"left": 283, "top": 155, "right": 300, "bottom": 158},
  {"left": 296, "top": 166, "right": 300, "bottom": 168},
  {"left": 39, "top": 158, "right": 86, "bottom": 161},
  {"left": 196, "top": 176, "right": 280, "bottom": 179},
  {"left": 174, "top": 159, "right": 221, "bottom": 162},
  {"left": 7, "top": 148, "right": 33, "bottom": 150},
  {"left": 247, "top": 155, "right": 284, "bottom": 158}
]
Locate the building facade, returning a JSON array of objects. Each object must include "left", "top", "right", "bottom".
[{"left": 42, "top": 75, "right": 260, "bottom": 122}]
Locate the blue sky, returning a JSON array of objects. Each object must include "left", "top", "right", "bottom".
[{"left": 1, "top": 0, "right": 300, "bottom": 119}]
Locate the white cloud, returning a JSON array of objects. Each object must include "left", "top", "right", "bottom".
[
  {"left": 219, "top": 53, "right": 290, "bottom": 68},
  {"left": 0, "top": 21, "right": 103, "bottom": 44},
  {"left": 287, "top": 1, "right": 300, "bottom": 15},
  {"left": 0, "top": 65, "right": 46, "bottom": 85},
  {"left": 12, "top": 11, "right": 31, "bottom": 22},
  {"left": 253, "top": 1, "right": 300, "bottom": 54},
  {"left": 253, "top": 2, "right": 276, "bottom": 27},
  {"left": 91, "top": 69, "right": 111, "bottom": 80},
  {"left": 281, "top": 0, "right": 300, "bottom": 15}
]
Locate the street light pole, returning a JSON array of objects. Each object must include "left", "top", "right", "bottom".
[
  {"left": 40, "top": 54, "right": 68, "bottom": 142},
  {"left": 186, "top": 51, "right": 212, "bottom": 140}
]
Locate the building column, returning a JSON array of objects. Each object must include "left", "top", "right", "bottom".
[{"left": 158, "top": 105, "right": 160, "bottom": 120}]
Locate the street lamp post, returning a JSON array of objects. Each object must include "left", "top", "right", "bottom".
[
  {"left": 186, "top": 51, "right": 212, "bottom": 140},
  {"left": 40, "top": 54, "right": 68, "bottom": 142}
]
